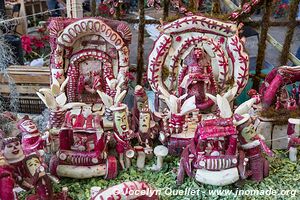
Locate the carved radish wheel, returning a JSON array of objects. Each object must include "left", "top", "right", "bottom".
[
  {"left": 147, "top": 15, "right": 249, "bottom": 111},
  {"left": 104, "top": 156, "right": 118, "bottom": 179}
]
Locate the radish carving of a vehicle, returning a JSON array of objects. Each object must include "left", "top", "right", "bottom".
[
  {"left": 49, "top": 105, "right": 117, "bottom": 179},
  {"left": 177, "top": 88, "right": 259, "bottom": 186}
]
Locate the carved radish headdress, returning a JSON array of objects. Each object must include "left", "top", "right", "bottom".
[
  {"left": 206, "top": 85, "right": 256, "bottom": 121},
  {"left": 233, "top": 113, "right": 250, "bottom": 126},
  {"left": 134, "top": 85, "right": 147, "bottom": 97}
]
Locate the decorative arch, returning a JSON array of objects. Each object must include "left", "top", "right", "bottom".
[
  {"left": 57, "top": 19, "right": 125, "bottom": 49},
  {"left": 50, "top": 18, "right": 129, "bottom": 84},
  {"left": 48, "top": 17, "right": 131, "bottom": 103},
  {"left": 66, "top": 49, "right": 115, "bottom": 102},
  {"left": 147, "top": 15, "right": 249, "bottom": 110}
]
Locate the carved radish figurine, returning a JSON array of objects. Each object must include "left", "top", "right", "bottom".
[
  {"left": 17, "top": 116, "right": 49, "bottom": 156},
  {"left": 135, "top": 106, "right": 157, "bottom": 169},
  {"left": 0, "top": 154, "right": 16, "bottom": 200},
  {"left": 110, "top": 103, "right": 135, "bottom": 170},
  {"left": 158, "top": 93, "right": 197, "bottom": 156}
]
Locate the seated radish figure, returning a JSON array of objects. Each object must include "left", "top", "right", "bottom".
[
  {"left": 17, "top": 116, "right": 49, "bottom": 155},
  {"left": 24, "top": 154, "right": 71, "bottom": 200}
]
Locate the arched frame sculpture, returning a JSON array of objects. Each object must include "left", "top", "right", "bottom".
[
  {"left": 147, "top": 15, "right": 249, "bottom": 110},
  {"left": 49, "top": 18, "right": 131, "bottom": 103}
]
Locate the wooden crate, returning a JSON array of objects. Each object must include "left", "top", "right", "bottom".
[{"left": 0, "top": 65, "right": 50, "bottom": 113}]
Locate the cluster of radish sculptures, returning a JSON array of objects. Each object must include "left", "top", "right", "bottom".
[{"left": 1, "top": 14, "right": 300, "bottom": 200}]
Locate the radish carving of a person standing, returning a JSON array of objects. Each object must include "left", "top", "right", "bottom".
[
  {"left": 24, "top": 154, "right": 55, "bottom": 200},
  {"left": 2, "top": 137, "right": 33, "bottom": 190},
  {"left": 234, "top": 114, "right": 273, "bottom": 182},
  {"left": 137, "top": 107, "right": 155, "bottom": 151},
  {"left": 17, "top": 115, "right": 49, "bottom": 156},
  {"left": 135, "top": 106, "right": 157, "bottom": 169},
  {"left": 131, "top": 85, "right": 148, "bottom": 132},
  {"left": 111, "top": 103, "right": 135, "bottom": 170}
]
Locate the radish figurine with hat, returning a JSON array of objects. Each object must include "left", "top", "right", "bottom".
[
  {"left": 110, "top": 103, "right": 135, "bottom": 170},
  {"left": 135, "top": 106, "right": 157, "bottom": 169},
  {"left": 98, "top": 81, "right": 131, "bottom": 170},
  {"left": 233, "top": 111, "right": 273, "bottom": 182},
  {"left": 287, "top": 118, "right": 300, "bottom": 161},
  {"left": 17, "top": 115, "right": 49, "bottom": 156}
]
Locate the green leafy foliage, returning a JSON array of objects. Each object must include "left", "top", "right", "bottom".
[{"left": 19, "top": 151, "right": 300, "bottom": 200}]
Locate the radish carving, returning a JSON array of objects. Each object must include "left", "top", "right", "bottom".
[
  {"left": 37, "top": 76, "right": 85, "bottom": 129},
  {"left": 159, "top": 93, "right": 196, "bottom": 135},
  {"left": 154, "top": 93, "right": 197, "bottom": 157},
  {"left": 37, "top": 76, "right": 85, "bottom": 111},
  {"left": 97, "top": 76, "right": 127, "bottom": 127}
]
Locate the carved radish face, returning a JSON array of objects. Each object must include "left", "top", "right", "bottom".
[
  {"left": 114, "top": 109, "right": 129, "bottom": 134},
  {"left": 3, "top": 140, "right": 24, "bottom": 162},
  {"left": 19, "top": 120, "right": 38, "bottom": 134},
  {"left": 25, "top": 157, "right": 41, "bottom": 176},
  {"left": 241, "top": 124, "right": 257, "bottom": 143},
  {"left": 194, "top": 48, "right": 203, "bottom": 60},
  {"left": 139, "top": 112, "right": 150, "bottom": 133},
  {"left": 137, "top": 101, "right": 145, "bottom": 112}
]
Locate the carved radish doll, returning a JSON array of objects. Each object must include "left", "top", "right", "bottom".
[
  {"left": 2, "top": 137, "right": 33, "bottom": 190},
  {"left": 24, "top": 154, "right": 54, "bottom": 200},
  {"left": 135, "top": 106, "right": 157, "bottom": 169},
  {"left": 131, "top": 85, "right": 148, "bottom": 132},
  {"left": 111, "top": 103, "right": 135, "bottom": 170},
  {"left": 0, "top": 154, "right": 16, "bottom": 200},
  {"left": 24, "top": 154, "right": 70, "bottom": 200},
  {"left": 234, "top": 114, "right": 273, "bottom": 182},
  {"left": 17, "top": 116, "right": 49, "bottom": 156},
  {"left": 179, "top": 48, "right": 217, "bottom": 111}
]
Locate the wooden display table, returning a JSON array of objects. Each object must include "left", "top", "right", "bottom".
[{"left": 0, "top": 65, "right": 50, "bottom": 113}]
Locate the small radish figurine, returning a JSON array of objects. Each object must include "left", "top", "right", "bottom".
[
  {"left": 17, "top": 115, "right": 49, "bottom": 156},
  {"left": 0, "top": 154, "right": 16, "bottom": 200}
]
